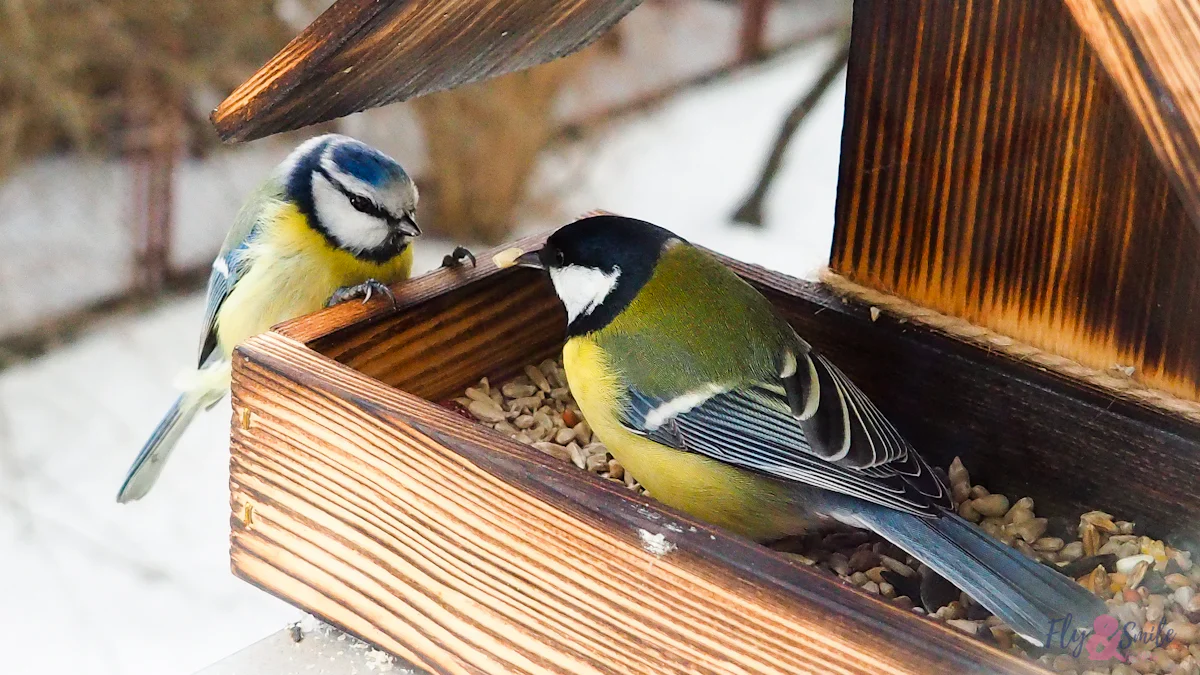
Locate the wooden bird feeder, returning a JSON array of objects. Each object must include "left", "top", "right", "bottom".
[{"left": 218, "top": 1, "right": 1200, "bottom": 673}]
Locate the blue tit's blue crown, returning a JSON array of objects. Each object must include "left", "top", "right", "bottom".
[{"left": 328, "top": 142, "right": 409, "bottom": 188}]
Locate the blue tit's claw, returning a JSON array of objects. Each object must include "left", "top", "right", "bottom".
[
  {"left": 441, "top": 246, "right": 477, "bottom": 269},
  {"left": 326, "top": 279, "right": 398, "bottom": 308}
]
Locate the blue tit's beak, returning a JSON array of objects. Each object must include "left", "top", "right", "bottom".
[
  {"left": 515, "top": 250, "right": 544, "bottom": 270},
  {"left": 398, "top": 212, "right": 421, "bottom": 237}
]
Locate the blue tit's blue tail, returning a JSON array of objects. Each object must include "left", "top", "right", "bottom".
[
  {"left": 117, "top": 361, "right": 230, "bottom": 503},
  {"left": 853, "top": 507, "right": 1108, "bottom": 646}
]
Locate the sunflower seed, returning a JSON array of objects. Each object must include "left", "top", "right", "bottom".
[
  {"left": 572, "top": 421, "right": 591, "bottom": 445},
  {"left": 947, "top": 619, "right": 981, "bottom": 636},
  {"left": 1035, "top": 537, "right": 1065, "bottom": 552},
  {"left": 533, "top": 442, "right": 571, "bottom": 462},
  {"left": 525, "top": 365, "right": 552, "bottom": 392},
  {"left": 1118, "top": 555, "right": 1157, "bottom": 575},
  {"left": 468, "top": 400, "right": 507, "bottom": 423},
  {"left": 607, "top": 459, "right": 624, "bottom": 481},
  {"left": 972, "top": 494, "right": 1009, "bottom": 517}
]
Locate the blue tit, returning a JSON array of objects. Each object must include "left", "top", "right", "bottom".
[
  {"left": 508, "top": 214, "right": 1107, "bottom": 646},
  {"left": 116, "top": 134, "right": 421, "bottom": 503}
]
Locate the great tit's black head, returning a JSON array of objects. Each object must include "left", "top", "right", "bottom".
[{"left": 534, "top": 215, "right": 681, "bottom": 336}]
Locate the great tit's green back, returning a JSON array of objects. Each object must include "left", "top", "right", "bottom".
[{"left": 596, "top": 242, "right": 804, "bottom": 397}]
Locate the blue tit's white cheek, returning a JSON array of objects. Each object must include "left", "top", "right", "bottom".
[
  {"left": 548, "top": 265, "right": 622, "bottom": 323},
  {"left": 311, "top": 172, "right": 389, "bottom": 251}
]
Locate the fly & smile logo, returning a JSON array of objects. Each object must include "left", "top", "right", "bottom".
[{"left": 1047, "top": 613, "right": 1175, "bottom": 661}]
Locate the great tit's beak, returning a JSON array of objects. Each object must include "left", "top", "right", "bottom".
[
  {"left": 493, "top": 247, "right": 544, "bottom": 270},
  {"left": 515, "top": 250, "right": 543, "bottom": 269},
  {"left": 398, "top": 212, "right": 421, "bottom": 237}
]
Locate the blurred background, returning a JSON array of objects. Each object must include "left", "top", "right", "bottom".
[{"left": 0, "top": 0, "right": 849, "bottom": 672}]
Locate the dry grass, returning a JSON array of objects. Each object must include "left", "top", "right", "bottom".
[
  {"left": 412, "top": 49, "right": 596, "bottom": 244},
  {"left": 0, "top": 0, "right": 300, "bottom": 177}
]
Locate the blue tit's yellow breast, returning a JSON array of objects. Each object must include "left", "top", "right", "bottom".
[
  {"left": 562, "top": 336, "right": 813, "bottom": 542},
  {"left": 215, "top": 203, "right": 413, "bottom": 356}
]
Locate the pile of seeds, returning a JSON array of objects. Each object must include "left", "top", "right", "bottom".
[
  {"left": 442, "top": 358, "right": 643, "bottom": 493},
  {"left": 447, "top": 359, "right": 1200, "bottom": 675}
]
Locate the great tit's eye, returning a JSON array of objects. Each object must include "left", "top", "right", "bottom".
[{"left": 554, "top": 249, "right": 565, "bottom": 266}]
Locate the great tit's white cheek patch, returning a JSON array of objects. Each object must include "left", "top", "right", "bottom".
[
  {"left": 548, "top": 264, "right": 622, "bottom": 323},
  {"left": 312, "top": 173, "right": 389, "bottom": 251}
]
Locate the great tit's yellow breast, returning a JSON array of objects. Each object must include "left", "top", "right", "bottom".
[
  {"left": 214, "top": 203, "right": 413, "bottom": 357},
  {"left": 563, "top": 336, "right": 813, "bottom": 542}
]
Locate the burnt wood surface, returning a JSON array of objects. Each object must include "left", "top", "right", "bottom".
[
  {"left": 834, "top": 0, "right": 1200, "bottom": 404},
  {"left": 1063, "top": 0, "right": 1200, "bottom": 239},
  {"left": 211, "top": 0, "right": 641, "bottom": 142}
]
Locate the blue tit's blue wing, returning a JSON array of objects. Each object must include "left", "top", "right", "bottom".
[
  {"left": 620, "top": 350, "right": 951, "bottom": 517},
  {"left": 196, "top": 178, "right": 285, "bottom": 366},
  {"left": 196, "top": 241, "right": 255, "bottom": 366}
]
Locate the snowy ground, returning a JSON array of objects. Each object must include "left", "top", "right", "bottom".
[{"left": 0, "top": 39, "right": 845, "bottom": 675}]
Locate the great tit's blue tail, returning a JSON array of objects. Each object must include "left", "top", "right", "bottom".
[
  {"left": 854, "top": 508, "right": 1108, "bottom": 646},
  {"left": 116, "top": 361, "right": 230, "bottom": 503}
]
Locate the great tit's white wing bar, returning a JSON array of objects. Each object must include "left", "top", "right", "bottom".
[{"left": 621, "top": 375, "right": 951, "bottom": 518}]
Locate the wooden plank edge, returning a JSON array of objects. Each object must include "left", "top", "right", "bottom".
[{"left": 272, "top": 233, "right": 553, "bottom": 344}]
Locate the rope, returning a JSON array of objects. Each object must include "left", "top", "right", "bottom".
[{"left": 819, "top": 269, "right": 1200, "bottom": 425}]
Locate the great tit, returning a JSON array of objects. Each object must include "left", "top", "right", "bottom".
[
  {"left": 510, "top": 214, "right": 1107, "bottom": 645},
  {"left": 116, "top": 134, "right": 423, "bottom": 503}
]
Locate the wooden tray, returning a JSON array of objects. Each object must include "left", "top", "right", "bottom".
[{"left": 229, "top": 235, "right": 1200, "bottom": 675}]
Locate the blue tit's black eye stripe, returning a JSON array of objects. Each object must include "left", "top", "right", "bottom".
[
  {"left": 315, "top": 166, "right": 400, "bottom": 224},
  {"left": 344, "top": 190, "right": 395, "bottom": 223}
]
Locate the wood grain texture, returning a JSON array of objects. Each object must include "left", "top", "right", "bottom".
[
  {"left": 231, "top": 331, "right": 1046, "bottom": 675},
  {"left": 833, "top": 0, "right": 1200, "bottom": 404},
  {"left": 211, "top": 0, "right": 641, "bottom": 142},
  {"left": 1064, "top": 0, "right": 1200, "bottom": 240}
]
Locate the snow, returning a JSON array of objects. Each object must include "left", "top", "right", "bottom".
[
  {"left": 0, "top": 38, "right": 843, "bottom": 675},
  {"left": 523, "top": 38, "right": 846, "bottom": 280}
]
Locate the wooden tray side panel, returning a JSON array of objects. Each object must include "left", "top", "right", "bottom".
[
  {"left": 833, "top": 0, "right": 1200, "bottom": 403},
  {"left": 309, "top": 270, "right": 565, "bottom": 402},
  {"left": 229, "top": 332, "right": 1045, "bottom": 675}
]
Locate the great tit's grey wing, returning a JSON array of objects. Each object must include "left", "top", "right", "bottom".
[
  {"left": 621, "top": 350, "right": 951, "bottom": 517},
  {"left": 196, "top": 179, "right": 285, "bottom": 366}
]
